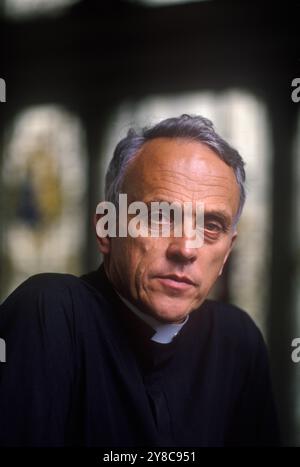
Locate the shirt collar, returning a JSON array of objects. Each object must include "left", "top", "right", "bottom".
[{"left": 116, "top": 291, "right": 189, "bottom": 344}]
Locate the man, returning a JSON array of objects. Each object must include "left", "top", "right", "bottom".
[{"left": 0, "top": 114, "right": 279, "bottom": 447}]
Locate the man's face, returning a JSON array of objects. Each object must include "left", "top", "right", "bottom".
[{"left": 98, "top": 137, "right": 240, "bottom": 323}]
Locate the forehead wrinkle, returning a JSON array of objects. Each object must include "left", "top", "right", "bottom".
[
  {"left": 144, "top": 179, "right": 234, "bottom": 196},
  {"left": 158, "top": 167, "right": 232, "bottom": 178},
  {"left": 199, "top": 193, "right": 233, "bottom": 199},
  {"left": 143, "top": 186, "right": 196, "bottom": 201},
  {"left": 150, "top": 169, "right": 237, "bottom": 192},
  {"left": 140, "top": 172, "right": 235, "bottom": 197},
  {"left": 156, "top": 168, "right": 233, "bottom": 183}
]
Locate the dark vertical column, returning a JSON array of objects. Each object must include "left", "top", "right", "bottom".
[
  {"left": 0, "top": 123, "right": 4, "bottom": 301},
  {"left": 0, "top": 13, "right": 7, "bottom": 300},
  {"left": 80, "top": 112, "right": 101, "bottom": 274},
  {"left": 266, "top": 91, "right": 298, "bottom": 445},
  {"left": 80, "top": 109, "right": 113, "bottom": 274},
  {"left": 0, "top": 108, "right": 13, "bottom": 302}
]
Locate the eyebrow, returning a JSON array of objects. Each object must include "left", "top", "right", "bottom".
[
  {"left": 144, "top": 198, "right": 181, "bottom": 208},
  {"left": 145, "top": 198, "right": 176, "bottom": 203},
  {"left": 144, "top": 200, "right": 232, "bottom": 224}
]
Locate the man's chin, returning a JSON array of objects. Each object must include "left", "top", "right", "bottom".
[{"left": 143, "top": 297, "right": 191, "bottom": 324}]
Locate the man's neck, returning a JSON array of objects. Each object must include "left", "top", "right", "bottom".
[{"left": 115, "top": 291, "right": 189, "bottom": 344}]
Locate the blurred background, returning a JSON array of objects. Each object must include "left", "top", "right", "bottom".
[{"left": 0, "top": 0, "right": 299, "bottom": 446}]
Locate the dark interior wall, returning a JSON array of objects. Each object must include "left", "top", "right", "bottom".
[
  {"left": 1, "top": 0, "right": 300, "bottom": 445},
  {"left": 2, "top": 1, "right": 299, "bottom": 110}
]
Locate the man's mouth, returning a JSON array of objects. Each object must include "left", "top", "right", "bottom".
[{"left": 155, "top": 274, "right": 196, "bottom": 291}]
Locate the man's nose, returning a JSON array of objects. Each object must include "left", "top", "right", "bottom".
[{"left": 166, "top": 236, "right": 198, "bottom": 264}]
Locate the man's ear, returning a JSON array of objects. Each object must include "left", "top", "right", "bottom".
[
  {"left": 218, "top": 230, "right": 238, "bottom": 277},
  {"left": 94, "top": 213, "right": 111, "bottom": 255}
]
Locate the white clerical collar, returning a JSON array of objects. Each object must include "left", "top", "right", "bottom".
[{"left": 116, "top": 291, "right": 189, "bottom": 344}]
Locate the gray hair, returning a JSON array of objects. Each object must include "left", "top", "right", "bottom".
[{"left": 105, "top": 114, "right": 246, "bottom": 223}]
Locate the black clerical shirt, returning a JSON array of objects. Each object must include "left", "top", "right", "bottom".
[{"left": 0, "top": 265, "right": 280, "bottom": 446}]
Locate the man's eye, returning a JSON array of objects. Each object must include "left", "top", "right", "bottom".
[{"left": 205, "top": 222, "right": 222, "bottom": 232}]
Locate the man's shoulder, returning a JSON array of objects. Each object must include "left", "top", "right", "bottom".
[
  {"left": 198, "top": 299, "right": 266, "bottom": 353},
  {"left": 0, "top": 271, "right": 105, "bottom": 327},
  {"left": 0, "top": 268, "right": 115, "bottom": 329},
  {"left": 0, "top": 270, "right": 112, "bottom": 356},
  {"left": 206, "top": 298, "right": 258, "bottom": 326},
  {"left": 11, "top": 271, "right": 81, "bottom": 291},
  {"left": 1, "top": 272, "right": 81, "bottom": 309},
  {"left": 1, "top": 270, "right": 104, "bottom": 303},
  {"left": 0, "top": 273, "right": 76, "bottom": 325}
]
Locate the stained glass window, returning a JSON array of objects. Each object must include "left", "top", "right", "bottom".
[
  {"left": 4, "top": 0, "right": 80, "bottom": 20},
  {"left": 1, "top": 105, "right": 87, "bottom": 300}
]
